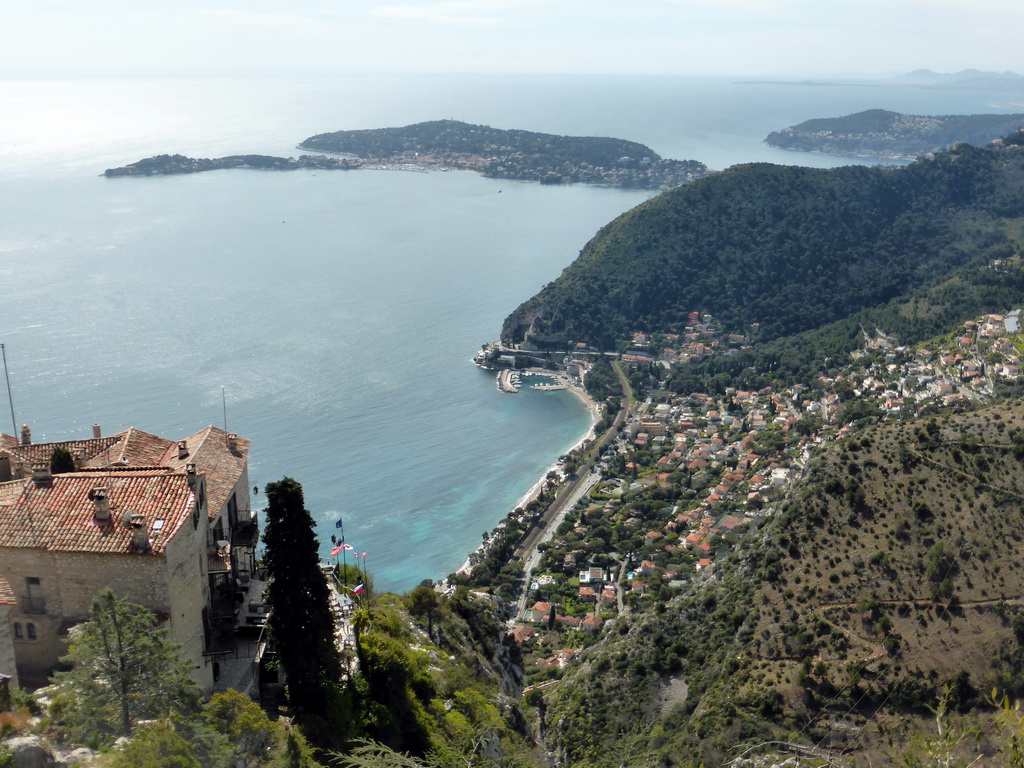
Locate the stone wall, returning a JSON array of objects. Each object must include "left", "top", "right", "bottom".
[{"left": 0, "top": 604, "right": 18, "bottom": 689}]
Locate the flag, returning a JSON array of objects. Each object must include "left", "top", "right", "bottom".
[
  {"left": 342, "top": 544, "right": 354, "bottom": 551},
  {"left": 335, "top": 518, "right": 343, "bottom": 529},
  {"left": 351, "top": 583, "right": 364, "bottom": 594},
  {"left": 330, "top": 545, "right": 343, "bottom": 557},
  {"left": 362, "top": 552, "right": 367, "bottom": 559}
]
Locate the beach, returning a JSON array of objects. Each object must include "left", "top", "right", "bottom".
[{"left": 450, "top": 370, "right": 600, "bottom": 580}]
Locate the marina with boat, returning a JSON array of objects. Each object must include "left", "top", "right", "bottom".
[{"left": 497, "top": 369, "right": 569, "bottom": 394}]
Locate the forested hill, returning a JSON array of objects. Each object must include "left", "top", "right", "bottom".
[
  {"left": 299, "top": 119, "right": 708, "bottom": 189},
  {"left": 501, "top": 133, "right": 1024, "bottom": 351},
  {"left": 764, "top": 109, "right": 1024, "bottom": 159}
]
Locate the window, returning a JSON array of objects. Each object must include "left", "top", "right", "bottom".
[
  {"left": 13, "top": 622, "right": 22, "bottom": 639},
  {"left": 24, "top": 577, "right": 44, "bottom": 614},
  {"left": 27, "top": 623, "right": 36, "bottom": 640}
]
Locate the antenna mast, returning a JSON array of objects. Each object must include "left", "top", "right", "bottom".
[
  {"left": 1, "top": 344, "right": 15, "bottom": 437},
  {"left": 222, "top": 386, "right": 228, "bottom": 433}
]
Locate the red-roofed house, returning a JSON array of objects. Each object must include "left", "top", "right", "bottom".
[
  {"left": 0, "top": 425, "right": 254, "bottom": 692},
  {"left": 529, "top": 601, "right": 552, "bottom": 623},
  {"left": 512, "top": 625, "right": 536, "bottom": 646}
]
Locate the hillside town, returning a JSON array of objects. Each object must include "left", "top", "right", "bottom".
[{"left": 502, "top": 306, "right": 1024, "bottom": 686}]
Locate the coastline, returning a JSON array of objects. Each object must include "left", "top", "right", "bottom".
[{"left": 452, "top": 374, "right": 599, "bottom": 578}]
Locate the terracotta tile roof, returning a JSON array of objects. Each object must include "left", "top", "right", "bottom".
[
  {"left": 0, "top": 576, "right": 15, "bottom": 605},
  {"left": 0, "top": 470, "right": 194, "bottom": 555},
  {"left": 108, "top": 428, "right": 176, "bottom": 467},
  {"left": 2, "top": 426, "right": 248, "bottom": 521},
  {"left": 162, "top": 426, "right": 250, "bottom": 519},
  {"left": 4, "top": 435, "right": 124, "bottom": 469},
  {"left": 0, "top": 480, "right": 23, "bottom": 505}
]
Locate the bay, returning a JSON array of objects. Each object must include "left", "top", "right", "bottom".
[{"left": 2, "top": 73, "right": 1022, "bottom": 592}]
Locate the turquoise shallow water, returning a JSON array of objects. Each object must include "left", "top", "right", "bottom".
[{"left": 2, "top": 73, "right": 1021, "bottom": 592}]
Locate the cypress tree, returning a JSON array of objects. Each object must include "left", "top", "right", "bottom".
[
  {"left": 50, "top": 446, "right": 75, "bottom": 474},
  {"left": 262, "top": 477, "right": 341, "bottom": 717}
]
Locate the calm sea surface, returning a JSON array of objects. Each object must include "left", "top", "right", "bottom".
[{"left": 2, "top": 73, "right": 1022, "bottom": 591}]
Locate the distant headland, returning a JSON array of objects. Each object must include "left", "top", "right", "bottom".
[
  {"left": 764, "top": 108, "right": 1024, "bottom": 160},
  {"left": 103, "top": 120, "right": 710, "bottom": 190},
  {"left": 102, "top": 153, "right": 362, "bottom": 176}
]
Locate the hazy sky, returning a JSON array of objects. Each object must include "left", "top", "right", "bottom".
[{"left": 4, "top": 0, "right": 1022, "bottom": 77}]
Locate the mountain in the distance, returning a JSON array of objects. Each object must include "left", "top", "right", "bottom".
[{"left": 895, "top": 68, "right": 1024, "bottom": 87}]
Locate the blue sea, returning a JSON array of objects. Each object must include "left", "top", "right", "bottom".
[{"left": 2, "top": 73, "right": 1022, "bottom": 592}]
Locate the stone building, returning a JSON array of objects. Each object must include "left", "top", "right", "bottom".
[{"left": 0, "top": 425, "right": 255, "bottom": 691}]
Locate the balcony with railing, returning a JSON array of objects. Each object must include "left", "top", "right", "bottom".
[{"left": 207, "top": 543, "right": 231, "bottom": 574}]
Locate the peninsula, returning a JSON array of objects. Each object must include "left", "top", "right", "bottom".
[
  {"left": 764, "top": 108, "right": 1024, "bottom": 159},
  {"left": 300, "top": 119, "right": 709, "bottom": 189},
  {"left": 103, "top": 120, "right": 710, "bottom": 190}
]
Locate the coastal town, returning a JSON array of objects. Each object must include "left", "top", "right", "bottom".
[
  {"left": 471, "top": 302, "right": 1024, "bottom": 688},
  {"left": 5, "top": 301, "right": 1021, "bottom": 706}
]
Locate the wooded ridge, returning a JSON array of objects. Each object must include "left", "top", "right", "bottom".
[
  {"left": 764, "top": 109, "right": 1024, "bottom": 159},
  {"left": 502, "top": 132, "right": 1024, "bottom": 353}
]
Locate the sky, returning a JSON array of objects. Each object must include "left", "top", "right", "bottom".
[{"left": 2, "top": 0, "right": 1022, "bottom": 77}]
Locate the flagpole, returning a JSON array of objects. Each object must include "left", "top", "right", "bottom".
[
  {"left": 340, "top": 517, "right": 347, "bottom": 588},
  {"left": 1, "top": 344, "right": 16, "bottom": 438},
  {"left": 362, "top": 551, "right": 369, "bottom": 600}
]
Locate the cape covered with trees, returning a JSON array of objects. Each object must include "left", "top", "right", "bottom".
[
  {"left": 299, "top": 119, "right": 709, "bottom": 189},
  {"left": 103, "top": 121, "right": 709, "bottom": 189},
  {"left": 501, "top": 131, "right": 1024, "bottom": 353},
  {"left": 764, "top": 108, "right": 1024, "bottom": 159}
]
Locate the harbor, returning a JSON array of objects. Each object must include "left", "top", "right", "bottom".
[
  {"left": 497, "top": 369, "right": 522, "bottom": 393},
  {"left": 496, "top": 368, "right": 573, "bottom": 394}
]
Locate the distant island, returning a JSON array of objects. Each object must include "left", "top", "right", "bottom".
[
  {"left": 764, "top": 108, "right": 1024, "bottom": 160},
  {"left": 103, "top": 120, "right": 709, "bottom": 190}
]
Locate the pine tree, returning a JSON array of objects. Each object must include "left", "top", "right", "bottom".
[
  {"left": 52, "top": 588, "right": 200, "bottom": 740},
  {"left": 263, "top": 477, "right": 342, "bottom": 717}
]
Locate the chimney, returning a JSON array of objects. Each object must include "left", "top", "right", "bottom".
[
  {"left": 92, "top": 424, "right": 101, "bottom": 439},
  {"left": 129, "top": 513, "right": 150, "bottom": 553},
  {"left": 177, "top": 440, "right": 189, "bottom": 460},
  {"left": 20, "top": 424, "right": 31, "bottom": 446},
  {"left": 226, "top": 433, "right": 238, "bottom": 451},
  {"left": 31, "top": 462, "right": 51, "bottom": 486},
  {"left": 186, "top": 462, "right": 197, "bottom": 488},
  {"left": 89, "top": 487, "right": 110, "bottom": 520}
]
